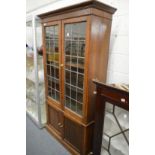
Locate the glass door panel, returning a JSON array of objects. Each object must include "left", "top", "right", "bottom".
[
  {"left": 64, "top": 21, "right": 86, "bottom": 115},
  {"left": 45, "top": 25, "right": 60, "bottom": 103},
  {"left": 102, "top": 103, "right": 129, "bottom": 155},
  {"left": 26, "top": 21, "right": 38, "bottom": 121},
  {"left": 36, "top": 19, "right": 47, "bottom": 125}
]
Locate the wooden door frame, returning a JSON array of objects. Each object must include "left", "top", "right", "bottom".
[{"left": 61, "top": 16, "right": 90, "bottom": 123}]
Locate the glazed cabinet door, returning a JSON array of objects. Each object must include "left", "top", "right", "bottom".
[
  {"left": 62, "top": 17, "right": 89, "bottom": 117},
  {"left": 44, "top": 21, "right": 62, "bottom": 107},
  {"left": 48, "top": 105, "right": 63, "bottom": 135}
]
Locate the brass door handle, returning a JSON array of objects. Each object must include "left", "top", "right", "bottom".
[
  {"left": 60, "top": 125, "right": 63, "bottom": 128},
  {"left": 93, "top": 91, "right": 97, "bottom": 95},
  {"left": 58, "top": 123, "right": 61, "bottom": 126},
  {"left": 60, "top": 64, "right": 64, "bottom": 67}
]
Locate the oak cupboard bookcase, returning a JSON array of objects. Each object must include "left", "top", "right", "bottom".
[{"left": 39, "top": 1, "right": 116, "bottom": 154}]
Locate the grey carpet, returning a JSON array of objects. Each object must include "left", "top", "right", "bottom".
[{"left": 26, "top": 116, "right": 70, "bottom": 155}]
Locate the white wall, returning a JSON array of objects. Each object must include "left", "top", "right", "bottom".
[
  {"left": 26, "top": 0, "right": 59, "bottom": 12},
  {"left": 26, "top": 0, "right": 129, "bottom": 84},
  {"left": 101, "top": 0, "right": 129, "bottom": 84},
  {"left": 26, "top": 0, "right": 89, "bottom": 17}
]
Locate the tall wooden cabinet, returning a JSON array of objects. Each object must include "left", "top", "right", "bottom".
[{"left": 39, "top": 1, "right": 116, "bottom": 154}]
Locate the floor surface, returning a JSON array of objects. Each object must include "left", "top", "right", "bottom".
[{"left": 26, "top": 116, "right": 70, "bottom": 155}]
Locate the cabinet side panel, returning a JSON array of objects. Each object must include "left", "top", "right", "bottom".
[{"left": 87, "top": 15, "right": 112, "bottom": 122}]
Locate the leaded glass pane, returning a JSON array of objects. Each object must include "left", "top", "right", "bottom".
[
  {"left": 71, "top": 72, "right": 77, "bottom": 86},
  {"left": 71, "top": 99, "right": 76, "bottom": 112},
  {"left": 77, "top": 102, "right": 82, "bottom": 115},
  {"left": 77, "top": 89, "right": 83, "bottom": 103},
  {"left": 102, "top": 102, "right": 129, "bottom": 155},
  {"left": 65, "top": 97, "right": 70, "bottom": 109},
  {"left": 64, "top": 22, "right": 86, "bottom": 115},
  {"left": 45, "top": 25, "right": 60, "bottom": 102},
  {"left": 114, "top": 106, "right": 129, "bottom": 130}
]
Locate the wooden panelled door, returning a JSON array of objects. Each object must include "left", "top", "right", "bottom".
[{"left": 48, "top": 105, "right": 63, "bottom": 136}]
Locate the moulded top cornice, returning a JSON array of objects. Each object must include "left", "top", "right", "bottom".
[{"left": 39, "top": 0, "right": 117, "bottom": 19}]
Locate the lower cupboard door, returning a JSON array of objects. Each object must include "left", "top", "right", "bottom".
[
  {"left": 48, "top": 105, "right": 63, "bottom": 135},
  {"left": 64, "top": 117, "right": 84, "bottom": 153}
]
